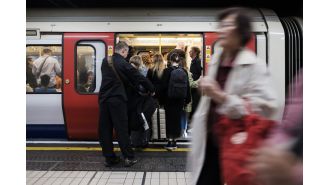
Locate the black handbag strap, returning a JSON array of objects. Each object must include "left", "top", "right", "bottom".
[
  {"left": 107, "top": 56, "right": 125, "bottom": 86},
  {"left": 36, "top": 56, "right": 50, "bottom": 79}
]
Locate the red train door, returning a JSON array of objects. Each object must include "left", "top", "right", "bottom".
[
  {"left": 203, "top": 32, "right": 256, "bottom": 73},
  {"left": 63, "top": 33, "right": 114, "bottom": 140}
]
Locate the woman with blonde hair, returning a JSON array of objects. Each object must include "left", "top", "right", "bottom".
[
  {"left": 141, "top": 54, "right": 153, "bottom": 69},
  {"left": 130, "top": 55, "right": 148, "bottom": 77},
  {"left": 147, "top": 53, "right": 165, "bottom": 105}
]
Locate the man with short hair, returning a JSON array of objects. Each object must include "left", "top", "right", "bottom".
[
  {"left": 189, "top": 47, "right": 202, "bottom": 81},
  {"left": 98, "top": 41, "right": 154, "bottom": 167},
  {"left": 189, "top": 47, "right": 202, "bottom": 120},
  {"left": 32, "top": 48, "right": 61, "bottom": 87}
]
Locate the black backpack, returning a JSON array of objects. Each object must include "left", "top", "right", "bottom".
[{"left": 168, "top": 67, "right": 188, "bottom": 99}]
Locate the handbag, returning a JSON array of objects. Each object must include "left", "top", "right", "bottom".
[{"left": 213, "top": 111, "right": 276, "bottom": 185}]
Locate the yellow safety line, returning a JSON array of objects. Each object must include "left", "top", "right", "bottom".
[{"left": 26, "top": 147, "right": 191, "bottom": 152}]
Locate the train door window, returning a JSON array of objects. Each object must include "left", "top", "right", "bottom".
[
  {"left": 116, "top": 33, "right": 203, "bottom": 70},
  {"left": 76, "top": 41, "right": 105, "bottom": 94},
  {"left": 26, "top": 45, "right": 62, "bottom": 93}
]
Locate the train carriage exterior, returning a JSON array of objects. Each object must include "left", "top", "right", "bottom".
[{"left": 26, "top": 8, "right": 302, "bottom": 140}]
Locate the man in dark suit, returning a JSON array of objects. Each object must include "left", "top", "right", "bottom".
[
  {"left": 98, "top": 41, "right": 154, "bottom": 167},
  {"left": 189, "top": 47, "right": 202, "bottom": 120}
]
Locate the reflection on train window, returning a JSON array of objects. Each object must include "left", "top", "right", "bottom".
[
  {"left": 116, "top": 33, "right": 203, "bottom": 69},
  {"left": 26, "top": 45, "right": 62, "bottom": 93},
  {"left": 76, "top": 45, "right": 96, "bottom": 94}
]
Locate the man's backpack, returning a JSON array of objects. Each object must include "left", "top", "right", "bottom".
[{"left": 168, "top": 67, "right": 188, "bottom": 99}]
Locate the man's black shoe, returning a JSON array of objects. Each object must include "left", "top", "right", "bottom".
[
  {"left": 124, "top": 158, "right": 138, "bottom": 167},
  {"left": 104, "top": 156, "right": 121, "bottom": 167}
]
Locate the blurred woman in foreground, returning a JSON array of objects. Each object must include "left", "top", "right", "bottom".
[{"left": 188, "top": 8, "right": 277, "bottom": 185}]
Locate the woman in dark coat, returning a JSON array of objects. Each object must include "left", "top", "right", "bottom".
[
  {"left": 147, "top": 53, "right": 166, "bottom": 106},
  {"left": 161, "top": 50, "right": 191, "bottom": 150}
]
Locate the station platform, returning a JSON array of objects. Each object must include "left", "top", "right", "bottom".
[{"left": 27, "top": 141, "right": 192, "bottom": 185}]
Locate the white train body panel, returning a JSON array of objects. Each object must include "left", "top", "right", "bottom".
[
  {"left": 26, "top": 94, "right": 64, "bottom": 125},
  {"left": 261, "top": 9, "right": 286, "bottom": 121}
]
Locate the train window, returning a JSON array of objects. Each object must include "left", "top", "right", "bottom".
[
  {"left": 26, "top": 45, "right": 62, "bottom": 93},
  {"left": 76, "top": 45, "right": 96, "bottom": 94},
  {"left": 75, "top": 41, "right": 105, "bottom": 94},
  {"left": 116, "top": 33, "right": 203, "bottom": 70}
]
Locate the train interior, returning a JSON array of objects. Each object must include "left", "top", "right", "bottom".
[
  {"left": 117, "top": 33, "right": 203, "bottom": 69},
  {"left": 26, "top": 33, "right": 204, "bottom": 94}
]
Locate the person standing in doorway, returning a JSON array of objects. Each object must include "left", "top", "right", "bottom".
[
  {"left": 162, "top": 50, "right": 191, "bottom": 150},
  {"left": 98, "top": 41, "right": 154, "bottom": 167},
  {"left": 189, "top": 47, "right": 202, "bottom": 121}
]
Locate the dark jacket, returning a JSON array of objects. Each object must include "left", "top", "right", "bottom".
[
  {"left": 190, "top": 57, "right": 202, "bottom": 81},
  {"left": 98, "top": 53, "right": 155, "bottom": 104},
  {"left": 147, "top": 69, "right": 165, "bottom": 105}
]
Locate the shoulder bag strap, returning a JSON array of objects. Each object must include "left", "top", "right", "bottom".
[
  {"left": 108, "top": 56, "right": 124, "bottom": 85},
  {"left": 108, "top": 56, "right": 136, "bottom": 89},
  {"left": 36, "top": 56, "right": 50, "bottom": 79}
]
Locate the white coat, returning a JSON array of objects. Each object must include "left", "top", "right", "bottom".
[{"left": 188, "top": 46, "right": 278, "bottom": 185}]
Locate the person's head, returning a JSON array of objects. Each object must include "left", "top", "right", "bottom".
[
  {"left": 129, "top": 55, "right": 142, "bottom": 69},
  {"left": 176, "top": 42, "right": 186, "bottom": 51},
  {"left": 152, "top": 53, "right": 165, "bottom": 77},
  {"left": 87, "top": 70, "right": 94, "bottom": 85},
  {"left": 115, "top": 41, "right": 129, "bottom": 58},
  {"left": 189, "top": 47, "right": 201, "bottom": 59},
  {"left": 167, "top": 49, "right": 185, "bottom": 60},
  {"left": 168, "top": 49, "right": 186, "bottom": 67},
  {"left": 141, "top": 54, "right": 153, "bottom": 68},
  {"left": 40, "top": 75, "right": 51, "bottom": 87},
  {"left": 126, "top": 46, "right": 135, "bottom": 62},
  {"left": 217, "top": 7, "right": 252, "bottom": 50},
  {"left": 42, "top": 48, "right": 52, "bottom": 56},
  {"left": 169, "top": 52, "right": 181, "bottom": 65}
]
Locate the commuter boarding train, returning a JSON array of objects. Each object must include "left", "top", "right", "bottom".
[{"left": 26, "top": 8, "right": 302, "bottom": 140}]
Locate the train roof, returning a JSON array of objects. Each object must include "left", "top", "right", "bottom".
[{"left": 27, "top": 8, "right": 267, "bottom": 22}]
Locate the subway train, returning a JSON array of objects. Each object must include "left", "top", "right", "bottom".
[{"left": 26, "top": 8, "right": 303, "bottom": 140}]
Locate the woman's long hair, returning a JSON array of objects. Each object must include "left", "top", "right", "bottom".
[
  {"left": 141, "top": 54, "right": 153, "bottom": 69},
  {"left": 152, "top": 53, "right": 165, "bottom": 78}
]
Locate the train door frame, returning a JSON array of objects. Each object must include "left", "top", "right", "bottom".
[{"left": 63, "top": 32, "right": 114, "bottom": 140}]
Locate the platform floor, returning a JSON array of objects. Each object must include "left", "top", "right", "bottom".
[
  {"left": 27, "top": 142, "right": 191, "bottom": 184},
  {"left": 26, "top": 171, "right": 192, "bottom": 185},
  {"left": 27, "top": 150, "right": 188, "bottom": 171}
]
